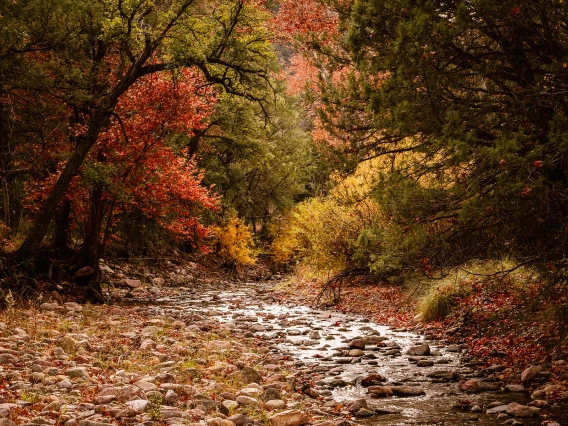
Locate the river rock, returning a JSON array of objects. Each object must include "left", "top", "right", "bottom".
[
  {"left": 486, "top": 405, "right": 508, "bottom": 415},
  {"left": 205, "top": 340, "right": 233, "bottom": 350},
  {"left": 223, "top": 400, "right": 239, "bottom": 410},
  {"left": 506, "top": 402, "right": 540, "bottom": 417},
  {"left": 355, "top": 408, "right": 374, "bottom": 417},
  {"left": 236, "top": 395, "right": 258, "bottom": 405},
  {"left": 406, "top": 343, "right": 430, "bottom": 356},
  {"left": 0, "top": 354, "right": 18, "bottom": 365},
  {"left": 231, "top": 366, "right": 263, "bottom": 384},
  {"left": 125, "top": 399, "right": 149, "bottom": 412},
  {"left": 521, "top": 365, "right": 542, "bottom": 383},
  {"left": 66, "top": 367, "right": 89, "bottom": 379},
  {"left": 390, "top": 386, "right": 425, "bottom": 396},
  {"left": 262, "top": 387, "right": 282, "bottom": 401},
  {"left": 345, "top": 399, "right": 367, "bottom": 413},
  {"left": 349, "top": 339, "right": 365, "bottom": 350},
  {"left": 228, "top": 414, "right": 253, "bottom": 426},
  {"left": 269, "top": 410, "right": 309, "bottom": 426},
  {"left": 116, "top": 278, "right": 142, "bottom": 289},
  {"left": 416, "top": 360, "right": 434, "bottom": 367},
  {"left": 505, "top": 384, "right": 526, "bottom": 392},
  {"left": 426, "top": 370, "right": 458, "bottom": 382},
  {"left": 367, "top": 386, "right": 393, "bottom": 397},
  {"left": 348, "top": 349, "right": 364, "bottom": 357},
  {"left": 0, "top": 419, "right": 16, "bottom": 426},
  {"left": 360, "top": 373, "right": 387, "bottom": 387},
  {"left": 74, "top": 266, "right": 94, "bottom": 278},
  {"left": 458, "top": 379, "right": 499, "bottom": 393},
  {"left": 266, "top": 399, "right": 286, "bottom": 409}
]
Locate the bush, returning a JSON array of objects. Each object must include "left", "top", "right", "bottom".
[{"left": 213, "top": 216, "right": 256, "bottom": 266}]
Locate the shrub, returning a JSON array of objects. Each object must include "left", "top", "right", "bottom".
[{"left": 213, "top": 216, "right": 256, "bottom": 266}]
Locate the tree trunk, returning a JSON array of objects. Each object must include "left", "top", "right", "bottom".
[
  {"left": 53, "top": 200, "right": 72, "bottom": 254},
  {"left": 14, "top": 117, "right": 108, "bottom": 261}
]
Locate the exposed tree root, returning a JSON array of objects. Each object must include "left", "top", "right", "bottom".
[{"left": 314, "top": 268, "right": 380, "bottom": 307}]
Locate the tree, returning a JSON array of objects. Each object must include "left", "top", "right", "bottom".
[
  {"left": 282, "top": 0, "right": 568, "bottom": 274},
  {"left": 194, "top": 89, "right": 315, "bottom": 234},
  {"left": 0, "top": 0, "right": 275, "bottom": 254}
]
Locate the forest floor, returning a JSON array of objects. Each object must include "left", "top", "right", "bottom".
[{"left": 0, "top": 255, "right": 566, "bottom": 426}]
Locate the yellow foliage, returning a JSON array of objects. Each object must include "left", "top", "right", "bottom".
[
  {"left": 269, "top": 159, "right": 383, "bottom": 277},
  {"left": 213, "top": 216, "right": 256, "bottom": 266}
]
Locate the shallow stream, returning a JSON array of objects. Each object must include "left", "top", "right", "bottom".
[{"left": 139, "top": 282, "right": 566, "bottom": 426}]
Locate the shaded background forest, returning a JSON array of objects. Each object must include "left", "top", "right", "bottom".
[{"left": 1, "top": 0, "right": 568, "bottom": 320}]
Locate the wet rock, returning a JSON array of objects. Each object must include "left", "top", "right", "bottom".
[
  {"left": 406, "top": 343, "right": 430, "bottom": 356},
  {"left": 269, "top": 410, "right": 309, "bottom": 426},
  {"left": 458, "top": 379, "right": 500, "bottom": 393},
  {"left": 505, "top": 384, "right": 526, "bottom": 392},
  {"left": 355, "top": 408, "right": 374, "bottom": 417},
  {"left": 345, "top": 399, "right": 367, "bottom": 413},
  {"left": 486, "top": 405, "right": 508, "bottom": 415},
  {"left": 416, "top": 360, "right": 434, "bottom": 367},
  {"left": 360, "top": 373, "right": 387, "bottom": 387},
  {"left": 521, "top": 365, "right": 542, "bottom": 383},
  {"left": 528, "top": 400, "right": 548, "bottom": 408},
  {"left": 426, "top": 370, "right": 458, "bottom": 382},
  {"left": 506, "top": 402, "right": 540, "bottom": 417},
  {"left": 367, "top": 386, "right": 393, "bottom": 397},
  {"left": 390, "top": 386, "right": 426, "bottom": 396},
  {"left": 349, "top": 339, "right": 365, "bottom": 350}
]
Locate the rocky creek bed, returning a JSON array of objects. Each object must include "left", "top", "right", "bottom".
[{"left": 0, "top": 277, "right": 566, "bottom": 426}]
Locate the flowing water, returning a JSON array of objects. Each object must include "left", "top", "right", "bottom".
[{"left": 138, "top": 281, "right": 567, "bottom": 426}]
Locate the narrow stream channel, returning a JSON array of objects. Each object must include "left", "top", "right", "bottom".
[{"left": 138, "top": 282, "right": 566, "bottom": 426}]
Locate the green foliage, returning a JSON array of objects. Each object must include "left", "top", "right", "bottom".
[
  {"left": 305, "top": 0, "right": 568, "bottom": 275},
  {"left": 197, "top": 88, "right": 315, "bottom": 234}
]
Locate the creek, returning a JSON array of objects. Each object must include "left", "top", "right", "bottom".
[{"left": 140, "top": 281, "right": 565, "bottom": 426}]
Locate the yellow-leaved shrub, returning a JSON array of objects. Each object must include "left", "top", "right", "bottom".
[
  {"left": 270, "top": 159, "right": 383, "bottom": 279},
  {"left": 213, "top": 216, "right": 256, "bottom": 266}
]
